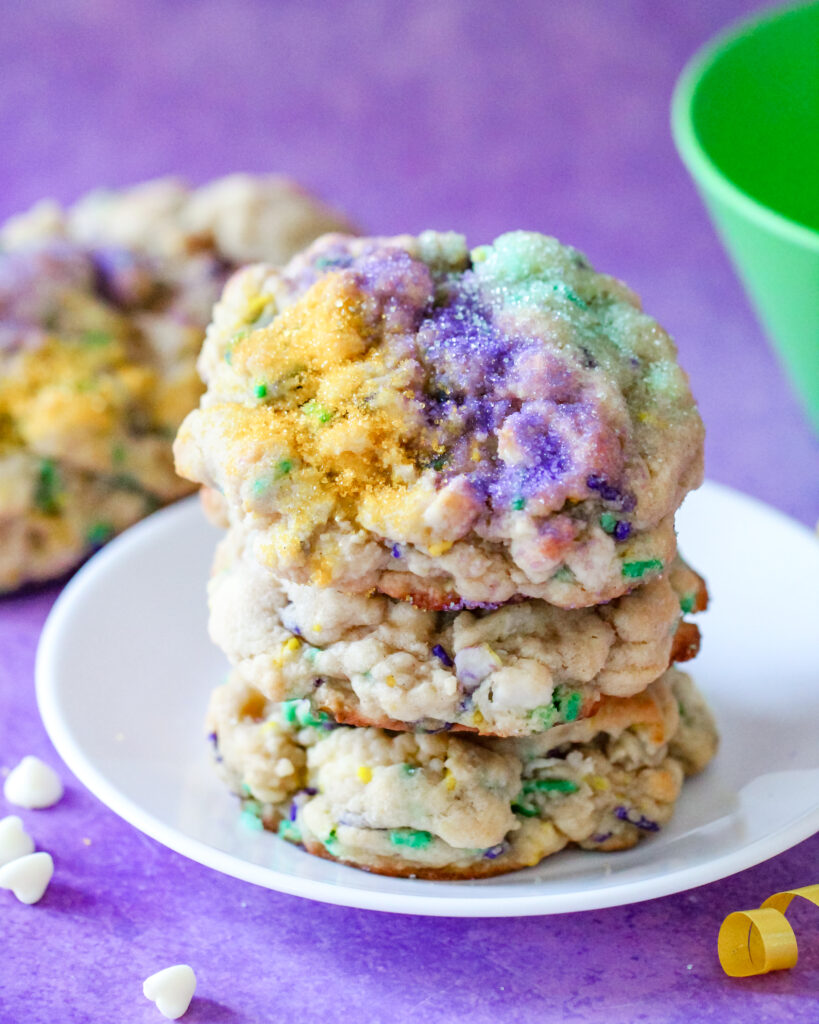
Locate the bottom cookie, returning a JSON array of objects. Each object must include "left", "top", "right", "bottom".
[{"left": 207, "top": 668, "right": 717, "bottom": 879}]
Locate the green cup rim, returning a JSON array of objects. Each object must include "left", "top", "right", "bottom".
[{"left": 671, "top": 0, "right": 819, "bottom": 254}]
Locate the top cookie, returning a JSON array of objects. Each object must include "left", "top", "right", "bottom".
[{"left": 176, "top": 231, "right": 704, "bottom": 608}]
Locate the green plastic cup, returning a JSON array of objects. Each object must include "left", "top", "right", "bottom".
[{"left": 672, "top": 2, "right": 819, "bottom": 431}]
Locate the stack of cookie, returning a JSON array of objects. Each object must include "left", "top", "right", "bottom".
[
  {"left": 0, "top": 174, "right": 352, "bottom": 592},
  {"left": 175, "top": 229, "right": 718, "bottom": 878}
]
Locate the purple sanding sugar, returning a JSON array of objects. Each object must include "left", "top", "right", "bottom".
[{"left": 431, "top": 644, "right": 454, "bottom": 667}]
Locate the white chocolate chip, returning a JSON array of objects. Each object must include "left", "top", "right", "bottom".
[
  {"left": 3, "top": 756, "right": 64, "bottom": 809},
  {"left": 273, "top": 757, "right": 295, "bottom": 778},
  {"left": 143, "top": 965, "right": 197, "bottom": 1020},
  {"left": 0, "top": 815, "right": 35, "bottom": 866},
  {"left": 0, "top": 851, "right": 53, "bottom": 904}
]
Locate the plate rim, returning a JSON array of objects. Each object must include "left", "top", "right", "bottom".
[{"left": 34, "top": 481, "right": 819, "bottom": 917}]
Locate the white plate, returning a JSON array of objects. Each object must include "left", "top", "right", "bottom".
[{"left": 35, "top": 481, "right": 819, "bottom": 917}]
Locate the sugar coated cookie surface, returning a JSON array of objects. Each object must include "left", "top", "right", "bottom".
[
  {"left": 207, "top": 667, "right": 717, "bottom": 879},
  {"left": 176, "top": 231, "right": 703, "bottom": 607},
  {"left": 0, "top": 176, "right": 352, "bottom": 591}
]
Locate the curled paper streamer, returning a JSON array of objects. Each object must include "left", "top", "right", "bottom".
[{"left": 718, "top": 885, "right": 819, "bottom": 977}]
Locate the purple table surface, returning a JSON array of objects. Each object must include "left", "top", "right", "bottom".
[{"left": 1, "top": 2, "right": 818, "bottom": 1022}]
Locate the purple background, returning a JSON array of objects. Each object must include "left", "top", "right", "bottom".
[{"left": 1, "top": 2, "right": 817, "bottom": 1022}]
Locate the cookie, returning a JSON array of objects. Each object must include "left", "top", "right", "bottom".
[
  {"left": 208, "top": 527, "right": 706, "bottom": 737},
  {"left": 0, "top": 176, "right": 353, "bottom": 591},
  {"left": 207, "top": 667, "right": 717, "bottom": 879},
  {"left": 175, "top": 230, "right": 704, "bottom": 608}
]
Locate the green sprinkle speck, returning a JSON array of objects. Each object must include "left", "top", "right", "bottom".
[
  {"left": 512, "top": 497, "right": 526, "bottom": 511},
  {"left": 599, "top": 512, "right": 617, "bottom": 534},
  {"left": 85, "top": 521, "right": 114, "bottom": 547},
  {"left": 275, "top": 459, "right": 292, "bottom": 478},
  {"left": 82, "top": 329, "right": 111, "bottom": 346},
  {"left": 34, "top": 458, "right": 61, "bottom": 514},
  {"left": 254, "top": 382, "right": 268, "bottom": 399},
  {"left": 531, "top": 705, "right": 556, "bottom": 730},
  {"left": 552, "top": 566, "right": 574, "bottom": 582},
  {"left": 240, "top": 782, "right": 252, "bottom": 797},
  {"left": 302, "top": 399, "right": 333, "bottom": 423},
  {"left": 324, "top": 828, "right": 340, "bottom": 853},
  {"left": 389, "top": 829, "right": 433, "bottom": 849},
  {"left": 281, "top": 699, "right": 329, "bottom": 729},
  {"left": 431, "top": 455, "right": 447, "bottom": 471},
  {"left": 511, "top": 801, "right": 539, "bottom": 817},
  {"left": 679, "top": 593, "right": 695, "bottom": 615},
  {"left": 622, "top": 559, "right": 663, "bottom": 579},
  {"left": 111, "top": 443, "right": 126, "bottom": 466},
  {"left": 277, "top": 819, "right": 301, "bottom": 843},
  {"left": 240, "top": 805, "right": 264, "bottom": 831},
  {"left": 401, "top": 764, "right": 419, "bottom": 776},
  {"left": 521, "top": 778, "right": 579, "bottom": 795},
  {"left": 563, "top": 691, "right": 582, "bottom": 723}
]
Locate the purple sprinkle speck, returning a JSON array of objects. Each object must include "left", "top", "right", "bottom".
[
  {"left": 207, "top": 731, "right": 218, "bottom": 746},
  {"left": 483, "top": 843, "right": 506, "bottom": 860},
  {"left": 391, "top": 544, "right": 401, "bottom": 558},
  {"left": 431, "top": 644, "right": 454, "bottom": 668},
  {"left": 614, "top": 806, "right": 659, "bottom": 832},
  {"left": 614, "top": 521, "right": 631, "bottom": 542}
]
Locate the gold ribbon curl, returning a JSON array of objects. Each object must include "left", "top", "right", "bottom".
[{"left": 718, "top": 885, "right": 819, "bottom": 977}]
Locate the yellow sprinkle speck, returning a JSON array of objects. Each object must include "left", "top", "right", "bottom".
[
  {"left": 313, "top": 623, "right": 322, "bottom": 633},
  {"left": 444, "top": 769, "right": 456, "bottom": 791},
  {"left": 470, "top": 447, "right": 481, "bottom": 462},
  {"left": 584, "top": 774, "right": 610, "bottom": 791},
  {"left": 357, "top": 765, "right": 373, "bottom": 784},
  {"left": 284, "top": 637, "right": 301, "bottom": 652},
  {"left": 428, "top": 540, "right": 453, "bottom": 557},
  {"left": 385, "top": 675, "right": 397, "bottom": 688},
  {"left": 473, "top": 709, "right": 485, "bottom": 725}
]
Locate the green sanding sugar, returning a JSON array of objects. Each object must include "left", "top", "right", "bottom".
[
  {"left": 389, "top": 829, "right": 433, "bottom": 849},
  {"left": 622, "top": 558, "right": 663, "bottom": 579},
  {"left": 521, "top": 778, "right": 579, "bottom": 795}
]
